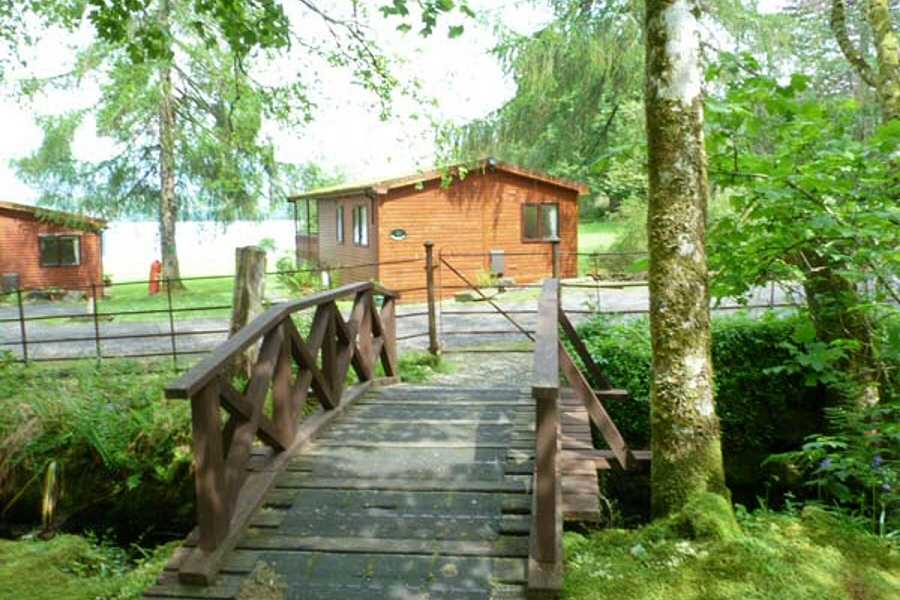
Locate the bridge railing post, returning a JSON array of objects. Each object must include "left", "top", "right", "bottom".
[
  {"left": 529, "top": 278, "right": 563, "bottom": 593},
  {"left": 165, "top": 281, "right": 402, "bottom": 586}
]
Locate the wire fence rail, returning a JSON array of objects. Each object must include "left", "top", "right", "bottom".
[{"left": 0, "top": 245, "right": 803, "bottom": 365}]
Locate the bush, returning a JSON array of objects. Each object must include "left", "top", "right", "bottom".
[
  {"left": 274, "top": 256, "right": 325, "bottom": 296},
  {"left": 0, "top": 360, "right": 194, "bottom": 542},
  {"left": 576, "top": 312, "right": 827, "bottom": 497}
]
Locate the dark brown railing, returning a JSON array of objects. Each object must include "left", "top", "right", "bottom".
[
  {"left": 164, "top": 281, "right": 399, "bottom": 585},
  {"left": 529, "top": 278, "right": 642, "bottom": 596},
  {"left": 529, "top": 279, "right": 563, "bottom": 594}
]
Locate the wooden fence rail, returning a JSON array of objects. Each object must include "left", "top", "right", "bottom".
[{"left": 164, "top": 281, "right": 399, "bottom": 585}]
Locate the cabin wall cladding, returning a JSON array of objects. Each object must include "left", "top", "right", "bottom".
[
  {"left": 378, "top": 171, "right": 578, "bottom": 300},
  {"left": 0, "top": 207, "right": 103, "bottom": 291},
  {"left": 317, "top": 196, "right": 378, "bottom": 284}
]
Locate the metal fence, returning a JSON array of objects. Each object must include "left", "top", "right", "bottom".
[
  {"left": 0, "top": 246, "right": 803, "bottom": 365},
  {"left": 0, "top": 259, "right": 430, "bottom": 367}
]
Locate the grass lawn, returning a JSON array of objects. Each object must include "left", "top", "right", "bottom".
[
  {"left": 579, "top": 220, "right": 626, "bottom": 254},
  {"left": 30, "top": 273, "right": 301, "bottom": 325}
]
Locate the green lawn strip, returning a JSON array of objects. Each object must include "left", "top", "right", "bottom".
[
  {"left": 578, "top": 220, "right": 625, "bottom": 255},
  {"left": 0, "top": 535, "right": 178, "bottom": 600},
  {"left": 564, "top": 505, "right": 900, "bottom": 599}
]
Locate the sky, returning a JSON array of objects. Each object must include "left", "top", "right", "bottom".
[{"left": 0, "top": 0, "right": 788, "bottom": 208}]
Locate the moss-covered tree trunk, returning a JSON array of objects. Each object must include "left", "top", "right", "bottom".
[
  {"left": 644, "top": 0, "right": 729, "bottom": 517},
  {"left": 158, "top": 0, "right": 183, "bottom": 288},
  {"left": 802, "top": 254, "right": 881, "bottom": 407},
  {"left": 866, "top": 0, "right": 900, "bottom": 121},
  {"left": 820, "top": 0, "right": 895, "bottom": 406}
]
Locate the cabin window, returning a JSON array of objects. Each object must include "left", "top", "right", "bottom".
[
  {"left": 39, "top": 235, "right": 81, "bottom": 267},
  {"left": 336, "top": 206, "right": 345, "bottom": 244},
  {"left": 522, "top": 204, "right": 559, "bottom": 241},
  {"left": 352, "top": 205, "right": 369, "bottom": 246}
]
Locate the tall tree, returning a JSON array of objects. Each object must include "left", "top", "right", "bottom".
[
  {"left": 13, "top": 2, "right": 394, "bottom": 284},
  {"left": 644, "top": 0, "right": 729, "bottom": 516},
  {"left": 439, "top": 0, "right": 645, "bottom": 215}
]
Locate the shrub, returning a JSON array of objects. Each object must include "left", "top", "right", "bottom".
[
  {"left": 576, "top": 312, "right": 828, "bottom": 496},
  {"left": 274, "top": 256, "right": 323, "bottom": 296},
  {"left": 768, "top": 400, "right": 900, "bottom": 535},
  {"left": 0, "top": 360, "right": 194, "bottom": 541}
]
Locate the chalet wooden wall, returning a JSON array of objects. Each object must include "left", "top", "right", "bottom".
[
  {"left": 0, "top": 207, "right": 103, "bottom": 291},
  {"left": 378, "top": 170, "right": 578, "bottom": 300},
  {"left": 316, "top": 196, "right": 378, "bottom": 284}
]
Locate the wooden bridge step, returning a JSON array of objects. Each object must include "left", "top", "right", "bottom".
[
  {"left": 235, "top": 534, "right": 531, "bottom": 558},
  {"left": 274, "top": 475, "right": 531, "bottom": 494},
  {"left": 148, "top": 551, "right": 528, "bottom": 599},
  {"left": 247, "top": 514, "right": 531, "bottom": 541}
]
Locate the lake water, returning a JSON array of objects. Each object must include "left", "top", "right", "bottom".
[{"left": 102, "top": 219, "right": 296, "bottom": 281}]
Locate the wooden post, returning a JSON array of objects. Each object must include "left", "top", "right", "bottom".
[
  {"left": 16, "top": 287, "right": 27, "bottom": 364},
  {"left": 91, "top": 284, "right": 102, "bottom": 361},
  {"left": 550, "top": 238, "right": 560, "bottom": 279},
  {"left": 425, "top": 241, "right": 439, "bottom": 355},
  {"left": 230, "top": 246, "right": 267, "bottom": 377}
]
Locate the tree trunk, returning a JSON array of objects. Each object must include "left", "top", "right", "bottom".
[
  {"left": 644, "top": 0, "right": 729, "bottom": 517},
  {"left": 158, "top": 0, "right": 183, "bottom": 289},
  {"left": 802, "top": 254, "right": 881, "bottom": 407},
  {"left": 865, "top": 0, "right": 900, "bottom": 122}
]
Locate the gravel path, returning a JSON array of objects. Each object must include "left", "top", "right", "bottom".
[{"left": 0, "top": 282, "right": 799, "bottom": 362}]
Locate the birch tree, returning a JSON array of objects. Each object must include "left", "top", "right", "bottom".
[{"left": 644, "top": 0, "right": 729, "bottom": 515}]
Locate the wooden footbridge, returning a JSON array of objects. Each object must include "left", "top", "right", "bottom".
[{"left": 144, "top": 279, "right": 647, "bottom": 600}]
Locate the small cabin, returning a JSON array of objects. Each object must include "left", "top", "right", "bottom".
[
  {"left": 289, "top": 159, "right": 587, "bottom": 300},
  {"left": 0, "top": 201, "right": 106, "bottom": 293}
]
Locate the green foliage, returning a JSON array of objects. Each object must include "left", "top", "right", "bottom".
[
  {"left": 274, "top": 256, "right": 326, "bottom": 296},
  {"left": 396, "top": 352, "right": 453, "bottom": 383},
  {"left": 438, "top": 3, "right": 644, "bottom": 216},
  {"left": 564, "top": 505, "right": 900, "bottom": 599},
  {"left": 380, "top": 0, "right": 475, "bottom": 38},
  {"left": 707, "top": 59, "right": 899, "bottom": 304},
  {"left": 576, "top": 313, "right": 829, "bottom": 491},
  {"left": 0, "top": 360, "right": 194, "bottom": 538},
  {"left": 0, "top": 534, "right": 177, "bottom": 600},
  {"left": 768, "top": 399, "right": 900, "bottom": 535}
]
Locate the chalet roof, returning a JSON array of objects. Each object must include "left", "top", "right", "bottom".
[
  {"left": 288, "top": 158, "right": 589, "bottom": 202},
  {"left": 0, "top": 200, "right": 108, "bottom": 230}
]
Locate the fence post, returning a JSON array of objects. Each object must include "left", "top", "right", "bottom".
[
  {"left": 230, "top": 246, "right": 267, "bottom": 377},
  {"left": 166, "top": 278, "right": 178, "bottom": 369},
  {"left": 425, "top": 241, "right": 439, "bottom": 355},
  {"left": 91, "top": 284, "right": 102, "bottom": 362},
  {"left": 16, "top": 288, "right": 27, "bottom": 364},
  {"left": 550, "top": 238, "right": 560, "bottom": 279}
]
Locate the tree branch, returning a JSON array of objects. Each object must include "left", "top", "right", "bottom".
[{"left": 830, "top": 0, "right": 877, "bottom": 87}]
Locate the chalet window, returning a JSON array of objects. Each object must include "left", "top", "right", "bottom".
[
  {"left": 39, "top": 235, "right": 81, "bottom": 267},
  {"left": 522, "top": 204, "right": 559, "bottom": 241},
  {"left": 336, "top": 206, "right": 345, "bottom": 244},
  {"left": 352, "top": 205, "right": 369, "bottom": 246}
]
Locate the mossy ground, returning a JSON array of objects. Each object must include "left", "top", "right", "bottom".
[
  {"left": 0, "top": 535, "right": 177, "bottom": 600},
  {"left": 564, "top": 506, "right": 900, "bottom": 599}
]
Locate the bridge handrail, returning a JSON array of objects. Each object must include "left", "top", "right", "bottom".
[
  {"left": 167, "top": 281, "right": 399, "bottom": 585},
  {"left": 529, "top": 278, "right": 563, "bottom": 593}
]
